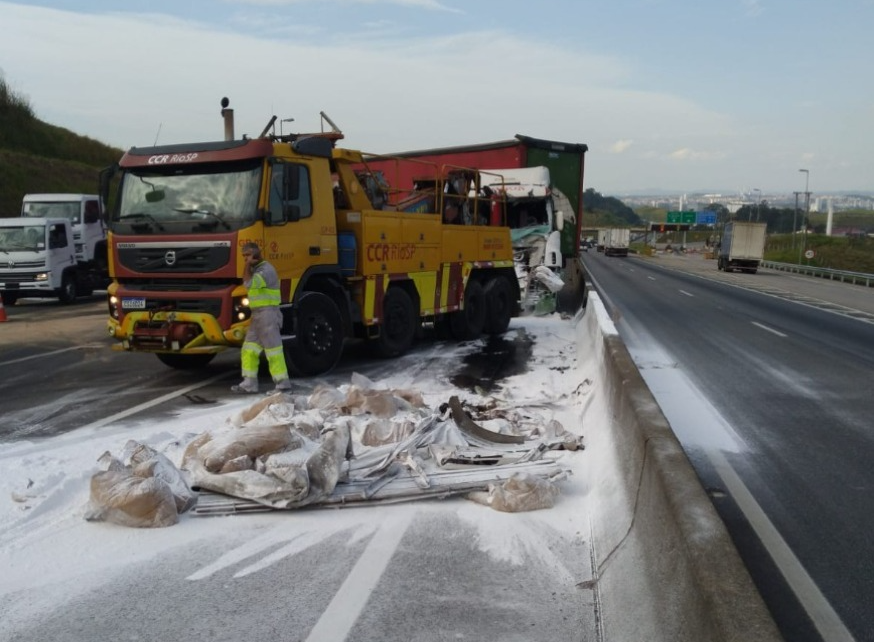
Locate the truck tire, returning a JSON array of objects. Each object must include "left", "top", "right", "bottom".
[
  {"left": 2, "top": 292, "right": 18, "bottom": 306},
  {"left": 57, "top": 273, "right": 77, "bottom": 304},
  {"left": 78, "top": 273, "right": 94, "bottom": 297},
  {"left": 372, "top": 287, "right": 416, "bottom": 358},
  {"left": 449, "top": 279, "right": 486, "bottom": 340},
  {"left": 483, "top": 276, "right": 513, "bottom": 335},
  {"left": 156, "top": 353, "right": 217, "bottom": 370},
  {"left": 286, "top": 291, "right": 344, "bottom": 376}
]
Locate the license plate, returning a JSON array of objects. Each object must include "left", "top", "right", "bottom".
[{"left": 122, "top": 297, "right": 146, "bottom": 310}]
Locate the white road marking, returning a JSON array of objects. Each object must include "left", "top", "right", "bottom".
[
  {"left": 709, "top": 450, "right": 856, "bottom": 642},
  {"left": 0, "top": 344, "right": 105, "bottom": 367},
  {"left": 74, "top": 371, "right": 234, "bottom": 431},
  {"left": 679, "top": 289, "right": 693, "bottom": 297},
  {"left": 305, "top": 509, "right": 414, "bottom": 642},
  {"left": 0, "top": 372, "right": 234, "bottom": 459},
  {"left": 626, "top": 333, "right": 855, "bottom": 642},
  {"left": 752, "top": 321, "right": 787, "bottom": 337},
  {"left": 647, "top": 276, "right": 656, "bottom": 281}
]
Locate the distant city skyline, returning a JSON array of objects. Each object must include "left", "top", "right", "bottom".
[
  {"left": 619, "top": 191, "right": 874, "bottom": 214},
  {"left": 1, "top": 1, "right": 872, "bottom": 194}
]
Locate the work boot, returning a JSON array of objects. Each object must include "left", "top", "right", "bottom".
[
  {"left": 231, "top": 378, "right": 259, "bottom": 394},
  {"left": 269, "top": 379, "right": 293, "bottom": 394}
]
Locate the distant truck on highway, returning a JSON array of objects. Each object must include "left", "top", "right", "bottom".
[
  {"left": 596, "top": 229, "right": 608, "bottom": 252},
  {"left": 717, "top": 221, "right": 767, "bottom": 273},
  {"left": 604, "top": 228, "right": 630, "bottom": 257}
]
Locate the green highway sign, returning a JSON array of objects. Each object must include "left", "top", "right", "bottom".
[{"left": 666, "top": 210, "right": 697, "bottom": 224}]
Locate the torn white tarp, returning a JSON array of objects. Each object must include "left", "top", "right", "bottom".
[
  {"left": 186, "top": 386, "right": 576, "bottom": 515},
  {"left": 85, "top": 374, "right": 582, "bottom": 526},
  {"left": 85, "top": 440, "right": 195, "bottom": 528}
]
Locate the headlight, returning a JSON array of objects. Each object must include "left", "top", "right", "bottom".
[
  {"left": 35, "top": 272, "right": 49, "bottom": 282},
  {"left": 233, "top": 296, "right": 252, "bottom": 322},
  {"left": 108, "top": 294, "right": 120, "bottom": 320}
]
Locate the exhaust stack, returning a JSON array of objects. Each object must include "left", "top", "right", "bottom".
[{"left": 220, "top": 97, "right": 234, "bottom": 141}]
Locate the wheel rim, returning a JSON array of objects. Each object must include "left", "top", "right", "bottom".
[{"left": 304, "top": 315, "right": 335, "bottom": 355}]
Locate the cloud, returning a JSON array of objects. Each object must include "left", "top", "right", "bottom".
[
  {"left": 667, "top": 148, "right": 727, "bottom": 161},
  {"left": 741, "top": 0, "right": 764, "bottom": 17},
  {"left": 609, "top": 140, "right": 633, "bottom": 154},
  {"left": 5, "top": 1, "right": 865, "bottom": 191},
  {"left": 228, "top": 0, "right": 463, "bottom": 12}
]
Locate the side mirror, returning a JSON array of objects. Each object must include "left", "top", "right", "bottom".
[
  {"left": 98, "top": 164, "right": 118, "bottom": 223},
  {"left": 555, "top": 210, "right": 564, "bottom": 231}
]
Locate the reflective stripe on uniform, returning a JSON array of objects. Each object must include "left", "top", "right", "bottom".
[
  {"left": 248, "top": 263, "right": 282, "bottom": 309},
  {"left": 264, "top": 345, "right": 289, "bottom": 380}
]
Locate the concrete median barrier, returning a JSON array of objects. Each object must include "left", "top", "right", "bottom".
[{"left": 579, "top": 293, "right": 783, "bottom": 641}]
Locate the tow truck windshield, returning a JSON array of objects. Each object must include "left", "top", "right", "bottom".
[{"left": 110, "top": 162, "right": 262, "bottom": 234}]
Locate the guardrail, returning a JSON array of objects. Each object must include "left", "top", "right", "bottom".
[{"left": 761, "top": 261, "right": 874, "bottom": 287}]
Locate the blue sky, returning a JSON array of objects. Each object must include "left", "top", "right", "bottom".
[{"left": 1, "top": 0, "right": 871, "bottom": 195}]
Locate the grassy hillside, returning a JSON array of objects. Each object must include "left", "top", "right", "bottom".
[{"left": 0, "top": 76, "right": 123, "bottom": 216}]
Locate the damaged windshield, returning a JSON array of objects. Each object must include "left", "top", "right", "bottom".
[
  {"left": 0, "top": 223, "right": 46, "bottom": 252},
  {"left": 110, "top": 161, "right": 262, "bottom": 233},
  {"left": 22, "top": 201, "right": 82, "bottom": 224}
]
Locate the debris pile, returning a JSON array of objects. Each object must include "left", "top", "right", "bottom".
[{"left": 85, "top": 374, "right": 583, "bottom": 528}]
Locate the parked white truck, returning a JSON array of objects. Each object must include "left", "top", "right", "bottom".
[
  {"left": 604, "top": 228, "right": 630, "bottom": 257},
  {"left": 717, "top": 221, "right": 767, "bottom": 273},
  {"left": 21, "top": 194, "right": 107, "bottom": 269},
  {"left": 0, "top": 217, "right": 85, "bottom": 304}
]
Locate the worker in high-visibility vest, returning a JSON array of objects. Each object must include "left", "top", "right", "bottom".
[{"left": 231, "top": 242, "right": 292, "bottom": 394}]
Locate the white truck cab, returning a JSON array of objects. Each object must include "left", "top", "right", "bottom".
[
  {"left": 21, "top": 193, "right": 106, "bottom": 265},
  {"left": 478, "top": 167, "right": 569, "bottom": 312},
  {"left": 0, "top": 217, "right": 80, "bottom": 305}
]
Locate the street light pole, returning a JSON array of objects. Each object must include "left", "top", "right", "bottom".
[
  {"left": 792, "top": 191, "right": 800, "bottom": 248},
  {"left": 798, "top": 169, "right": 810, "bottom": 263},
  {"left": 752, "top": 188, "right": 761, "bottom": 222}
]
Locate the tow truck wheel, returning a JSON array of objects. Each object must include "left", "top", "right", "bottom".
[
  {"left": 449, "top": 279, "right": 486, "bottom": 340},
  {"left": 286, "top": 291, "right": 344, "bottom": 376},
  {"left": 483, "top": 276, "right": 513, "bottom": 335},
  {"left": 372, "top": 287, "right": 416, "bottom": 358},
  {"left": 156, "top": 353, "right": 216, "bottom": 370},
  {"left": 57, "top": 274, "right": 77, "bottom": 304}
]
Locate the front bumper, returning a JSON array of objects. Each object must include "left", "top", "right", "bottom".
[{"left": 108, "top": 309, "right": 249, "bottom": 354}]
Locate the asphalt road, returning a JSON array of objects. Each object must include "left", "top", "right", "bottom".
[
  {"left": 582, "top": 249, "right": 874, "bottom": 642},
  {"left": 0, "top": 295, "right": 463, "bottom": 441},
  {"left": 0, "top": 295, "right": 240, "bottom": 440},
  {"left": 0, "top": 295, "right": 595, "bottom": 642}
]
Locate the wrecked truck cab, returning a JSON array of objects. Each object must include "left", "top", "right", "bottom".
[{"left": 479, "top": 167, "right": 576, "bottom": 314}]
